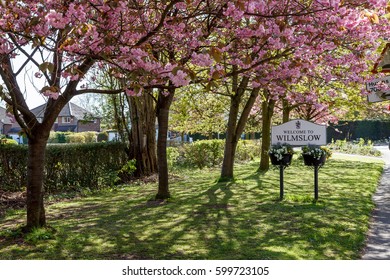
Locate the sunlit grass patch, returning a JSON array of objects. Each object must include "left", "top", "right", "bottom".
[{"left": 0, "top": 155, "right": 384, "bottom": 260}]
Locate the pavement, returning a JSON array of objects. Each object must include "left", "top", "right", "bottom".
[{"left": 361, "top": 145, "right": 390, "bottom": 259}]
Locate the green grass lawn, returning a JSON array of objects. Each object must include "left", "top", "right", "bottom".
[{"left": 0, "top": 154, "right": 384, "bottom": 260}]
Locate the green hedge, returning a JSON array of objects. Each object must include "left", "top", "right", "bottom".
[
  {"left": 0, "top": 142, "right": 127, "bottom": 193},
  {"left": 48, "top": 131, "right": 98, "bottom": 144},
  {"left": 327, "top": 120, "right": 390, "bottom": 141},
  {"left": 168, "top": 139, "right": 261, "bottom": 169}
]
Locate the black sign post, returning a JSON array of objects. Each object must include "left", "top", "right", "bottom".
[
  {"left": 279, "top": 165, "right": 284, "bottom": 200},
  {"left": 314, "top": 166, "right": 319, "bottom": 200}
]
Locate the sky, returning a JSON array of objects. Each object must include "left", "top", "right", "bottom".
[{"left": 1, "top": 49, "right": 85, "bottom": 110}]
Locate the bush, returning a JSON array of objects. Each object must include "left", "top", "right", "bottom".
[
  {"left": 168, "top": 139, "right": 261, "bottom": 169},
  {"left": 167, "top": 147, "right": 180, "bottom": 170},
  {"left": 81, "top": 131, "right": 97, "bottom": 143},
  {"left": 236, "top": 140, "right": 261, "bottom": 162},
  {"left": 0, "top": 142, "right": 128, "bottom": 193},
  {"left": 48, "top": 132, "right": 72, "bottom": 143},
  {"left": 97, "top": 131, "right": 109, "bottom": 142},
  {"left": 0, "top": 144, "right": 28, "bottom": 191},
  {"left": 328, "top": 138, "right": 381, "bottom": 157},
  {"left": 182, "top": 139, "right": 224, "bottom": 169},
  {"left": 0, "top": 138, "right": 18, "bottom": 145},
  {"left": 66, "top": 133, "right": 86, "bottom": 143}
]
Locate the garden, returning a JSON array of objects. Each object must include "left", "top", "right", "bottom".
[
  {"left": 1, "top": 0, "right": 390, "bottom": 265},
  {"left": 0, "top": 139, "right": 384, "bottom": 260}
]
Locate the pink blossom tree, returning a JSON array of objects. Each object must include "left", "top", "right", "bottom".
[
  {"left": 0, "top": 0, "right": 191, "bottom": 230},
  {"left": 187, "top": 0, "right": 389, "bottom": 176}
]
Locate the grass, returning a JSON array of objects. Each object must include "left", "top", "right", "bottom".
[{"left": 0, "top": 154, "right": 384, "bottom": 260}]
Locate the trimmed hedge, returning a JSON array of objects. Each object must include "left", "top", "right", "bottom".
[
  {"left": 48, "top": 131, "right": 98, "bottom": 144},
  {"left": 0, "top": 142, "right": 127, "bottom": 193},
  {"left": 327, "top": 120, "right": 390, "bottom": 142}
]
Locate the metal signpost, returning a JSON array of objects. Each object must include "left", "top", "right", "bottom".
[{"left": 271, "top": 119, "right": 327, "bottom": 200}]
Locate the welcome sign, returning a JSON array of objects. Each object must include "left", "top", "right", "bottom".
[{"left": 271, "top": 119, "right": 327, "bottom": 146}]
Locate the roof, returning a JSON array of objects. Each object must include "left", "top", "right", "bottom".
[
  {"left": 31, "top": 102, "right": 99, "bottom": 120},
  {"left": 0, "top": 106, "right": 13, "bottom": 125}
]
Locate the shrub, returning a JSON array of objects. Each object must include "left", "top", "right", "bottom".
[
  {"left": 0, "top": 144, "right": 28, "bottom": 191},
  {"left": 66, "top": 133, "right": 86, "bottom": 143},
  {"left": 328, "top": 139, "right": 381, "bottom": 157},
  {"left": 167, "top": 147, "right": 180, "bottom": 170},
  {"left": 117, "top": 159, "right": 137, "bottom": 183},
  {"left": 168, "top": 139, "right": 261, "bottom": 169},
  {"left": 97, "top": 131, "right": 109, "bottom": 142},
  {"left": 81, "top": 131, "right": 97, "bottom": 143},
  {"left": 183, "top": 139, "right": 224, "bottom": 169},
  {"left": 236, "top": 140, "right": 261, "bottom": 162},
  {"left": 0, "top": 138, "right": 18, "bottom": 145},
  {"left": 0, "top": 142, "right": 128, "bottom": 193},
  {"left": 48, "top": 132, "right": 73, "bottom": 143}
]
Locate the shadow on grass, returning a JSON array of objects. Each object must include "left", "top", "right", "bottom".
[{"left": 0, "top": 158, "right": 383, "bottom": 260}]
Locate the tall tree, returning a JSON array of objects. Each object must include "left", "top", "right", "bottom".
[
  {"left": 0, "top": 0, "right": 183, "bottom": 230},
  {"left": 190, "top": 0, "right": 389, "bottom": 178}
]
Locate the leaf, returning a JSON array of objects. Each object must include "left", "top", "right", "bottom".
[
  {"left": 172, "top": 66, "right": 181, "bottom": 75},
  {"left": 38, "top": 62, "right": 55, "bottom": 73},
  {"left": 236, "top": 0, "right": 245, "bottom": 11},
  {"left": 40, "top": 86, "right": 51, "bottom": 93},
  {"left": 212, "top": 71, "right": 221, "bottom": 80},
  {"left": 243, "top": 56, "right": 252, "bottom": 65},
  {"left": 210, "top": 47, "right": 222, "bottom": 63},
  {"left": 59, "top": 38, "right": 75, "bottom": 49},
  {"left": 371, "top": 14, "right": 379, "bottom": 24},
  {"left": 32, "top": 37, "right": 40, "bottom": 48},
  {"left": 185, "top": 69, "right": 197, "bottom": 80}
]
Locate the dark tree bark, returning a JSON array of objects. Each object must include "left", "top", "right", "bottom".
[
  {"left": 128, "top": 91, "right": 157, "bottom": 177},
  {"left": 282, "top": 99, "right": 291, "bottom": 123},
  {"left": 155, "top": 88, "right": 175, "bottom": 200},
  {"left": 220, "top": 86, "right": 260, "bottom": 180},
  {"left": 25, "top": 131, "right": 49, "bottom": 230},
  {"left": 258, "top": 93, "right": 276, "bottom": 172}
]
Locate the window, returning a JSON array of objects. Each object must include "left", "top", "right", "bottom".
[{"left": 62, "top": 117, "right": 71, "bottom": 123}]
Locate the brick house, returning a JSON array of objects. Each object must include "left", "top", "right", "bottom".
[
  {"left": 0, "top": 106, "right": 12, "bottom": 135},
  {"left": 9, "top": 102, "right": 101, "bottom": 134}
]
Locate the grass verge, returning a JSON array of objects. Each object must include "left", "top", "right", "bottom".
[{"left": 0, "top": 154, "right": 383, "bottom": 260}]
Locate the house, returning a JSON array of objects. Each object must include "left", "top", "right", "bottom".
[
  {"left": 0, "top": 106, "right": 12, "bottom": 135},
  {"left": 33, "top": 102, "right": 101, "bottom": 132},
  {"left": 9, "top": 102, "right": 101, "bottom": 134}
]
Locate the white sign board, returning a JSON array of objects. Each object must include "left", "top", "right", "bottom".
[
  {"left": 366, "top": 75, "right": 390, "bottom": 102},
  {"left": 271, "top": 119, "right": 327, "bottom": 146}
]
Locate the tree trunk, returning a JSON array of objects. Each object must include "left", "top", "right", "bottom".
[
  {"left": 25, "top": 133, "right": 49, "bottom": 231},
  {"left": 128, "top": 92, "right": 157, "bottom": 177},
  {"left": 221, "top": 96, "right": 240, "bottom": 179},
  {"left": 155, "top": 89, "right": 174, "bottom": 200},
  {"left": 282, "top": 99, "right": 291, "bottom": 123},
  {"left": 259, "top": 98, "right": 276, "bottom": 172},
  {"left": 221, "top": 88, "right": 259, "bottom": 180}
]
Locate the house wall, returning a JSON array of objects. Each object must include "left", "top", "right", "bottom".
[
  {"left": 77, "top": 119, "right": 101, "bottom": 132},
  {"left": 3, "top": 124, "right": 12, "bottom": 134},
  {"left": 57, "top": 116, "right": 77, "bottom": 126}
]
